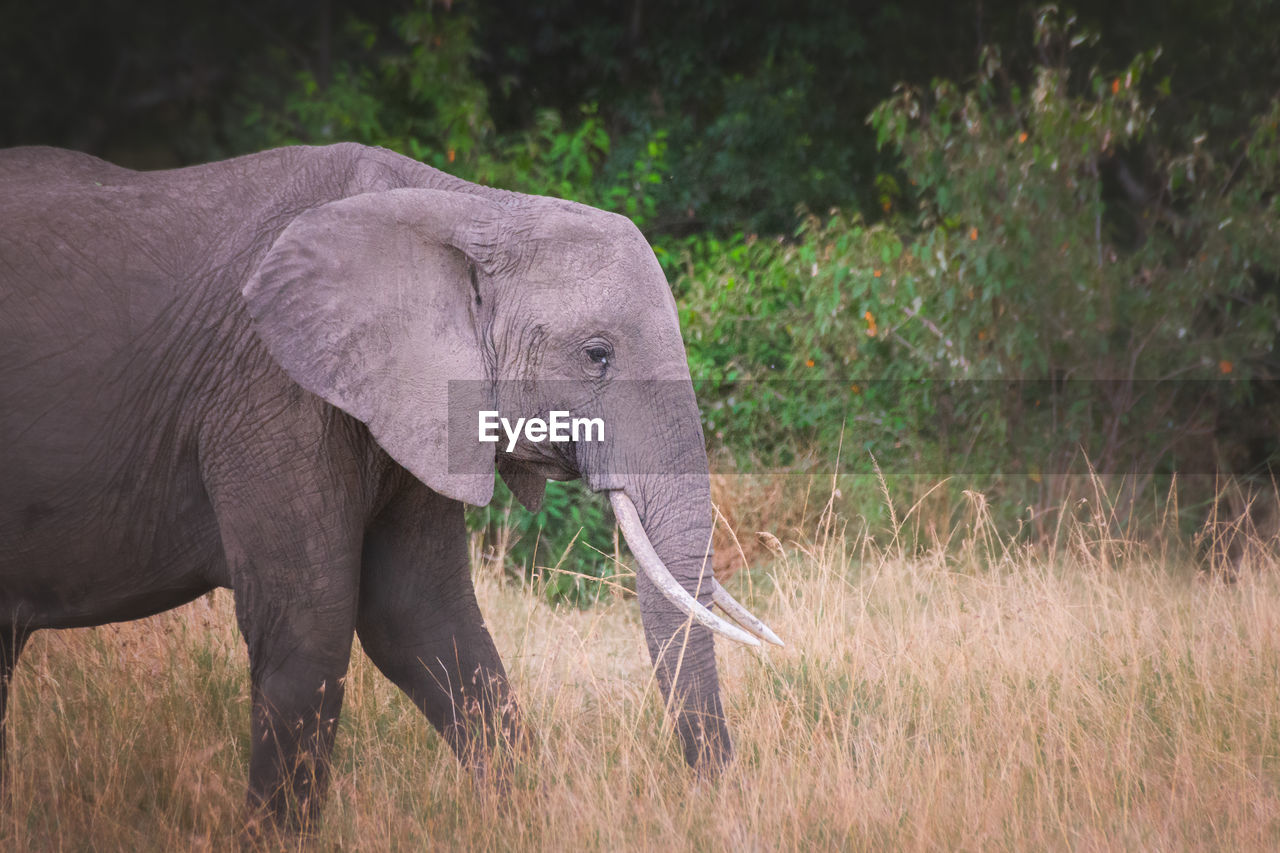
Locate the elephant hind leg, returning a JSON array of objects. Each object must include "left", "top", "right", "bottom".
[{"left": 0, "top": 626, "right": 30, "bottom": 798}]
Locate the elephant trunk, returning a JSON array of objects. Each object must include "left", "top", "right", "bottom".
[
  {"left": 583, "top": 374, "right": 778, "bottom": 769},
  {"left": 613, "top": 474, "right": 731, "bottom": 769},
  {"left": 607, "top": 482, "right": 780, "bottom": 769}
]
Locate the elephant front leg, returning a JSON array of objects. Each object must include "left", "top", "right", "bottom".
[
  {"left": 361, "top": 620, "right": 520, "bottom": 780},
  {"left": 240, "top": 614, "right": 355, "bottom": 835},
  {"left": 356, "top": 481, "right": 522, "bottom": 780},
  {"left": 210, "top": 485, "right": 362, "bottom": 836}
]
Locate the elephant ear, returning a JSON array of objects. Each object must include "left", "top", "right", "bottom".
[{"left": 243, "top": 188, "right": 502, "bottom": 506}]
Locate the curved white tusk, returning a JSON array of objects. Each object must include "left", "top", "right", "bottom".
[
  {"left": 609, "top": 491, "right": 761, "bottom": 648},
  {"left": 712, "top": 582, "right": 784, "bottom": 647}
]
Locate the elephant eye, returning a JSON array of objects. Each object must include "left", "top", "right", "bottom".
[{"left": 583, "top": 342, "right": 612, "bottom": 374}]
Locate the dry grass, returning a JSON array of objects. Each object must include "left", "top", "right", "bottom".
[{"left": 6, "top": 486, "right": 1280, "bottom": 851}]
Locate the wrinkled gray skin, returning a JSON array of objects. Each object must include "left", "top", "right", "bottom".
[{"left": 0, "top": 143, "right": 728, "bottom": 831}]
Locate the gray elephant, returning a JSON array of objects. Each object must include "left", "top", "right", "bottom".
[{"left": 0, "top": 143, "right": 780, "bottom": 831}]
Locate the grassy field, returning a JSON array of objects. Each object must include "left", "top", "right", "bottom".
[{"left": 5, "top": 486, "right": 1280, "bottom": 850}]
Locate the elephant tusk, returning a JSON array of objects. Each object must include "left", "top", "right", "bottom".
[
  {"left": 712, "top": 582, "right": 785, "bottom": 647},
  {"left": 608, "top": 491, "right": 761, "bottom": 648}
]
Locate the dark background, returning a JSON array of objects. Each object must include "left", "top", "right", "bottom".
[{"left": 5, "top": 1, "right": 1278, "bottom": 233}]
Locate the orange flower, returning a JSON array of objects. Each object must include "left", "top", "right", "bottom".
[
  {"left": 850, "top": 384, "right": 861, "bottom": 394},
  {"left": 1219, "top": 360, "right": 1233, "bottom": 374},
  {"left": 447, "top": 149, "right": 456, "bottom": 163},
  {"left": 864, "top": 310, "right": 877, "bottom": 337},
  {"left": 978, "top": 329, "right": 987, "bottom": 341},
  {"left": 1018, "top": 131, "right": 1028, "bottom": 143},
  {"left": 969, "top": 227, "right": 978, "bottom": 241},
  {"left": 873, "top": 269, "right": 882, "bottom": 278},
  {"left": 1111, "top": 78, "right": 1120, "bottom": 94},
  {"left": 882, "top": 200, "right": 892, "bottom": 213},
  {"left": 805, "top": 358, "right": 816, "bottom": 368}
]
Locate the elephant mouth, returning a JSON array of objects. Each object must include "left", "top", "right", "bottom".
[
  {"left": 498, "top": 446, "right": 579, "bottom": 483},
  {"left": 607, "top": 491, "right": 783, "bottom": 648}
]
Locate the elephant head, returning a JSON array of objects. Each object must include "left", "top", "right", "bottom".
[{"left": 243, "top": 186, "right": 781, "bottom": 770}]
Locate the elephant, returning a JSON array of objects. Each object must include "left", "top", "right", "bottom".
[{"left": 0, "top": 142, "right": 781, "bottom": 832}]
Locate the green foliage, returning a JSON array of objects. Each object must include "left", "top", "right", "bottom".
[
  {"left": 471, "top": 1, "right": 1030, "bottom": 234},
  {"left": 238, "top": 2, "right": 671, "bottom": 229},
  {"left": 470, "top": 479, "right": 622, "bottom": 608},
  {"left": 870, "top": 9, "right": 1278, "bottom": 476},
  {"left": 238, "top": 6, "right": 495, "bottom": 170},
  {"left": 678, "top": 9, "right": 1280, "bottom": 526},
  {"left": 674, "top": 218, "right": 929, "bottom": 470}
]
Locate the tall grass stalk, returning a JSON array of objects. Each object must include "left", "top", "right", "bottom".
[{"left": 4, "top": 480, "right": 1280, "bottom": 850}]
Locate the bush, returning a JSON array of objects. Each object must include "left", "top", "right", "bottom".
[
  {"left": 679, "top": 9, "right": 1280, "bottom": 533},
  {"left": 471, "top": 479, "right": 624, "bottom": 608}
]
